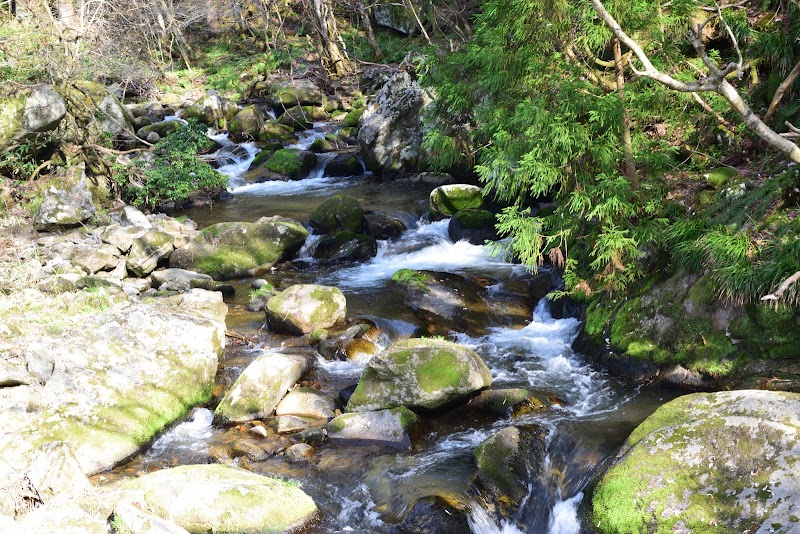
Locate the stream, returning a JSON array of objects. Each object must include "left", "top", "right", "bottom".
[{"left": 98, "top": 122, "right": 681, "bottom": 533}]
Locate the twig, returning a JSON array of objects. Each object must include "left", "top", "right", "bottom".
[
  {"left": 225, "top": 330, "right": 259, "bottom": 344},
  {"left": 761, "top": 271, "right": 800, "bottom": 301}
]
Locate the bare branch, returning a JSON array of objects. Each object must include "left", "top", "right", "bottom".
[
  {"left": 761, "top": 271, "right": 800, "bottom": 301},
  {"left": 764, "top": 60, "right": 800, "bottom": 123}
]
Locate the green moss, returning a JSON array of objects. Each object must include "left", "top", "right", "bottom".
[
  {"left": 415, "top": 350, "right": 469, "bottom": 393},
  {"left": 452, "top": 209, "right": 495, "bottom": 229},
  {"left": 327, "top": 415, "right": 348, "bottom": 433},
  {"left": 705, "top": 167, "right": 739, "bottom": 190},
  {"left": 391, "top": 269, "right": 435, "bottom": 292},
  {"left": 308, "top": 287, "right": 342, "bottom": 326},
  {"left": 265, "top": 149, "right": 303, "bottom": 175},
  {"left": 309, "top": 194, "right": 363, "bottom": 233},
  {"left": 343, "top": 108, "right": 364, "bottom": 128},
  {"left": 390, "top": 406, "right": 418, "bottom": 427}
]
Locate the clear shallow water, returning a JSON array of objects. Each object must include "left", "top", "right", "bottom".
[{"left": 109, "top": 123, "right": 682, "bottom": 533}]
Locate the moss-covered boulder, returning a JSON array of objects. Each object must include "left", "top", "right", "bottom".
[
  {"left": 183, "top": 92, "right": 238, "bottom": 130},
  {"left": 258, "top": 119, "right": 295, "bottom": 143},
  {"left": 467, "top": 388, "right": 554, "bottom": 417},
  {"left": 168, "top": 216, "right": 308, "bottom": 280},
  {"left": 327, "top": 407, "right": 418, "bottom": 449},
  {"left": 592, "top": 390, "right": 800, "bottom": 534},
  {"left": 266, "top": 284, "right": 347, "bottom": 334},
  {"left": 214, "top": 351, "right": 310, "bottom": 422},
  {"left": 343, "top": 107, "right": 364, "bottom": 128},
  {"left": 116, "top": 464, "right": 317, "bottom": 533},
  {"left": 448, "top": 209, "right": 498, "bottom": 245},
  {"left": 325, "top": 152, "right": 364, "bottom": 177},
  {"left": 365, "top": 212, "right": 407, "bottom": 240},
  {"left": 60, "top": 80, "right": 133, "bottom": 143},
  {"left": 230, "top": 104, "right": 264, "bottom": 139},
  {"left": 278, "top": 105, "right": 328, "bottom": 131},
  {"left": 126, "top": 230, "right": 175, "bottom": 277},
  {"left": 0, "top": 85, "right": 66, "bottom": 152},
  {"left": 135, "top": 120, "right": 182, "bottom": 140},
  {"left": 312, "top": 231, "right": 378, "bottom": 263},
  {"left": 262, "top": 148, "right": 317, "bottom": 180},
  {"left": 33, "top": 167, "right": 96, "bottom": 231},
  {"left": 474, "top": 425, "right": 548, "bottom": 513},
  {"left": 346, "top": 338, "right": 492, "bottom": 412},
  {"left": 309, "top": 194, "right": 364, "bottom": 234},
  {"left": 429, "top": 184, "right": 484, "bottom": 220},
  {"left": 272, "top": 79, "right": 325, "bottom": 107},
  {"left": 0, "top": 290, "right": 226, "bottom": 478}
]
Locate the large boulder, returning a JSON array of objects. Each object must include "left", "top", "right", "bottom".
[
  {"left": 358, "top": 70, "right": 434, "bottom": 178},
  {"left": 346, "top": 338, "right": 492, "bottom": 412},
  {"left": 116, "top": 464, "right": 318, "bottom": 533},
  {"left": 309, "top": 194, "right": 364, "bottom": 234},
  {"left": 214, "top": 351, "right": 311, "bottom": 422},
  {"left": 60, "top": 80, "right": 134, "bottom": 143},
  {"left": 33, "top": 166, "right": 96, "bottom": 231},
  {"left": 591, "top": 390, "right": 800, "bottom": 534},
  {"left": 327, "top": 407, "right": 418, "bottom": 449},
  {"left": 448, "top": 209, "right": 497, "bottom": 244},
  {"left": 312, "top": 232, "right": 378, "bottom": 263},
  {"left": 0, "top": 290, "right": 226, "bottom": 478},
  {"left": 168, "top": 216, "right": 308, "bottom": 279},
  {"left": 429, "top": 184, "right": 484, "bottom": 220},
  {"left": 230, "top": 104, "right": 264, "bottom": 139},
  {"left": 373, "top": 1, "right": 421, "bottom": 34},
  {"left": 136, "top": 120, "right": 182, "bottom": 140},
  {"left": 275, "top": 387, "right": 338, "bottom": 420},
  {"left": 271, "top": 78, "right": 325, "bottom": 107},
  {"left": 263, "top": 148, "right": 317, "bottom": 180},
  {"left": 324, "top": 152, "right": 364, "bottom": 177},
  {"left": 126, "top": 230, "right": 175, "bottom": 277},
  {"left": 266, "top": 284, "right": 347, "bottom": 334},
  {"left": 183, "top": 91, "right": 238, "bottom": 130},
  {"left": 0, "top": 85, "right": 66, "bottom": 152}
]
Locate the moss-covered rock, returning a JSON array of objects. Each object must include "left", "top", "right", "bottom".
[
  {"left": 135, "top": 120, "right": 182, "bottom": 140},
  {"left": 312, "top": 231, "right": 377, "bottom": 263},
  {"left": 448, "top": 209, "right": 498, "bottom": 244},
  {"left": 272, "top": 79, "right": 325, "bottom": 107},
  {"left": 126, "top": 230, "right": 175, "bottom": 277},
  {"left": 263, "top": 148, "right": 317, "bottom": 180},
  {"left": 229, "top": 104, "right": 264, "bottom": 139},
  {"left": 592, "top": 390, "right": 800, "bottom": 534},
  {"left": 214, "top": 351, "right": 310, "bottom": 422},
  {"left": 33, "top": 166, "right": 96, "bottom": 231},
  {"left": 327, "top": 407, "right": 418, "bottom": 448},
  {"left": 60, "top": 80, "right": 133, "bottom": 144},
  {"left": 258, "top": 119, "right": 295, "bottom": 143},
  {"left": 325, "top": 152, "right": 364, "bottom": 177},
  {"left": 346, "top": 338, "right": 492, "bottom": 412},
  {"left": 278, "top": 105, "right": 328, "bottom": 131},
  {"left": 343, "top": 107, "right": 364, "bottom": 128},
  {"left": 266, "top": 284, "right": 347, "bottom": 334},
  {"left": 168, "top": 216, "right": 308, "bottom": 280},
  {"left": 310, "top": 137, "right": 335, "bottom": 152},
  {"left": 309, "top": 194, "right": 364, "bottom": 234},
  {"left": 275, "top": 387, "right": 338, "bottom": 420},
  {"left": 182, "top": 91, "right": 238, "bottom": 130},
  {"left": 116, "top": 464, "right": 318, "bottom": 533},
  {"left": 364, "top": 212, "right": 407, "bottom": 240},
  {"left": 0, "top": 85, "right": 66, "bottom": 152},
  {"left": 429, "top": 184, "right": 484, "bottom": 220},
  {"left": 467, "top": 388, "right": 553, "bottom": 417}
]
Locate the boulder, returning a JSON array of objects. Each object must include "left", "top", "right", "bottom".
[
  {"left": 429, "top": 184, "right": 484, "bottom": 220},
  {"left": 150, "top": 268, "right": 214, "bottom": 292},
  {"left": 591, "top": 390, "right": 800, "bottom": 534},
  {"left": 285, "top": 443, "right": 315, "bottom": 463},
  {"left": 373, "top": 1, "right": 421, "bottom": 34},
  {"left": 468, "top": 388, "right": 554, "bottom": 417},
  {"left": 358, "top": 70, "right": 433, "bottom": 178},
  {"left": 309, "top": 194, "right": 364, "bottom": 234},
  {"left": 266, "top": 284, "right": 347, "bottom": 334},
  {"left": 474, "top": 425, "right": 548, "bottom": 512},
  {"left": 327, "top": 407, "right": 417, "bottom": 448},
  {"left": 183, "top": 91, "right": 238, "bottom": 130},
  {"left": 136, "top": 120, "right": 182, "bottom": 140},
  {"left": 278, "top": 105, "right": 327, "bottom": 131},
  {"left": 0, "top": 290, "right": 226, "bottom": 477},
  {"left": 71, "top": 245, "right": 120, "bottom": 274},
  {"left": 98, "top": 224, "right": 146, "bottom": 253},
  {"left": 448, "top": 209, "right": 497, "bottom": 244},
  {"left": 399, "top": 496, "right": 471, "bottom": 534},
  {"left": 346, "top": 338, "right": 492, "bottom": 412},
  {"left": 33, "top": 168, "right": 96, "bottom": 231},
  {"left": 275, "top": 387, "right": 338, "bottom": 420},
  {"left": 324, "top": 152, "right": 364, "bottom": 177},
  {"left": 126, "top": 230, "right": 174, "bottom": 277},
  {"left": 312, "top": 232, "right": 378, "bottom": 263},
  {"left": 258, "top": 119, "right": 295, "bottom": 143},
  {"left": 112, "top": 503, "right": 190, "bottom": 534},
  {"left": 407, "top": 172, "right": 456, "bottom": 187},
  {"left": 277, "top": 415, "right": 310, "bottom": 435},
  {"left": 61, "top": 80, "right": 134, "bottom": 143},
  {"left": 168, "top": 216, "right": 308, "bottom": 279},
  {"left": 116, "top": 464, "right": 317, "bottom": 533},
  {"left": 272, "top": 79, "right": 325, "bottom": 107},
  {"left": 0, "top": 85, "right": 66, "bottom": 151},
  {"left": 230, "top": 104, "right": 264, "bottom": 139},
  {"left": 365, "top": 212, "right": 406, "bottom": 240},
  {"left": 214, "top": 351, "right": 310, "bottom": 422},
  {"left": 262, "top": 148, "right": 317, "bottom": 180}
]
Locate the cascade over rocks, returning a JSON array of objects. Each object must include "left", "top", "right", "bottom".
[
  {"left": 266, "top": 284, "right": 347, "bottom": 334},
  {"left": 114, "top": 464, "right": 318, "bottom": 533},
  {"left": 346, "top": 338, "right": 492, "bottom": 412},
  {"left": 358, "top": 69, "right": 433, "bottom": 178},
  {"left": 0, "top": 85, "right": 66, "bottom": 151},
  {"left": 592, "top": 390, "right": 800, "bottom": 533},
  {"left": 169, "top": 216, "right": 309, "bottom": 279}
]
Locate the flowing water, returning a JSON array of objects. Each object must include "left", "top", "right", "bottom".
[{"left": 101, "top": 123, "right": 682, "bottom": 533}]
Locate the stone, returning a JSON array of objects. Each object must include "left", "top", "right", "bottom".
[
  {"left": 258, "top": 119, "right": 296, "bottom": 143},
  {"left": 592, "top": 390, "right": 800, "bottom": 534},
  {"left": 150, "top": 268, "right": 214, "bottom": 292},
  {"left": 0, "top": 85, "right": 66, "bottom": 152},
  {"left": 309, "top": 194, "right": 364, "bottom": 234},
  {"left": 365, "top": 212, "right": 406, "bottom": 240},
  {"left": 399, "top": 496, "right": 471, "bottom": 534},
  {"left": 266, "top": 284, "right": 347, "bottom": 335},
  {"left": 11, "top": 501, "right": 107, "bottom": 533},
  {"left": 169, "top": 217, "right": 308, "bottom": 280},
  {"left": 271, "top": 79, "right": 325, "bottom": 107},
  {"left": 230, "top": 105, "right": 264, "bottom": 139},
  {"left": 346, "top": 338, "right": 492, "bottom": 412},
  {"left": 448, "top": 209, "right": 498, "bottom": 244},
  {"left": 358, "top": 70, "right": 433, "bottom": 178},
  {"left": 373, "top": 1, "right": 420, "bottom": 34},
  {"left": 468, "top": 389, "right": 554, "bottom": 417},
  {"left": 214, "top": 351, "right": 310, "bottom": 422},
  {"left": 136, "top": 120, "right": 181, "bottom": 140},
  {"left": 276, "top": 387, "right": 338, "bottom": 420},
  {"left": 145, "top": 131, "right": 160, "bottom": 143},
  {"left": 284, "top": 443, "right": 315, "bottom": 463},
  {"left": 260, "top": 149, "right": 317, "bottom": 180},
  {"left": 230, "top": 440, "right": 269, "bottom": 462},
  {"left": 474, "top": 425, "right": 548, "bottom": 511},
  {"left": 116, "top": 464, "right": 317, "bottom": 533},
  {"left": 324, "top": 152, "right": 364, "bottom": 177},
  {"left": 278, "top": 105, "right": 327, "bottom": 131},
  {"left": 182, "top": 91, "right": 238, "bottom": 130},
  {"left": 33, "top": 169, "right": 96, "bottom": 231},
  {"left": 0, "top": 290, "right": 226, "bottom": 476},
  {"left": 61, "top": 80, "right": 134, "bottom": 143},
  {"left": 407, "top": 172, "right": 456, "bottom": 187},
  {"left": 70, "top": 244, "right": 120, "bottom": 274},
  {"left": 126, "top": 230, "right": 175, "bottom": 277},
  {"left": 429, "top": 184, "right": 484, "bottom": 220},
  {"left": 327, "top": 407, "right": 418, "bottom": 449},
  {"left": 119, "top": 205, "right": 152, "bottom": 228},
  {"left": 277, "top": 415, "right": 310, "bottom": 435},
  {"left": 312, "top": 232, "right": 378, "bottom": 263},
  {"left": 113, "top": 503, "right": 190, "bottom": 534}
]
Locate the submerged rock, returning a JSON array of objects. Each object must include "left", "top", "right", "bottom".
[
  {"left": 116, "top": 464, "right": 317, "bottom": 533},
  {"left": 346, "top": 338, "right": 492, "bottom": 412},
  {"left": 591, "top": 390, "right": 800, "bottom": 534},
  {"left": 214, "top": 351, "right": 311, "bottom": 423},
  {"left": 169, "top": 216, "right": 308, "bottom": 279},
  {"left": 468, "top": 388, "right": 554, "bottom": 417},
  {"left": 399, "top": 496, "right": 471, "bottom": 534},
  {"left": 328, "top": 407, "right": 417, "bottom": 448},
  {"left": 266, "top": 284, "right": 347, "bottom": 334}
]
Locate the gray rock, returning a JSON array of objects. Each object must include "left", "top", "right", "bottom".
[
  {"left": 136, "top": 120, "right": 181, "bottom": 140},
  {"left": 324, "top": 152, "right": 364, "bottom": 177},
  {"left": 71, "top": 244, "right": 120, "bottom": 274},
  {"left": 358, "top": 70, "right": 433, "bottom": 178},
  {"left": 182, "top": 91, "right": 238, "bottom": 130},
  {"left": 99, "top": 224, "right": 147, "bottom": 254},
  {"left": 365, "top": 212, "right": 406, "bottom": 240},
  {"left": 33, "top": 169, "right": 96, "bottom": 231},
  {"left": 429, "top": 184, "right": 484, "bottom": 220},
  {"left": 126, "top": 230, "right": 174, "bottom": 277},
  {"left": 116, "top": 464, "right": 317, "bottom": 533},
  {"left": 150, "top": 268, "right": 213, "bottom": 292},
  {"left": 284, "top": 443, "right": 315, "bottom": 463},
  {"left": 113, "top": 503, "right": 190, "bottom": 534},
  {"left": 266, "top": 284, "right": 347, "bottom": 334},
  {"left": 120, "top": 205, "right": 152, "bottom": 228},
  {"left": 327, "top": 407, "right": 417, "bottom": 449},
  {"left": 276, "top": 387, "right": 338, "bottom": 420},
  {"left": 272, "top": 79, "right": 325, "bottom": 107},
  {"left": 214, "top": 352, "right": 310, "bottom": 422},
  {"left": 145, "top": 131, "right": 160, "bottom": 143},
  {"left": 373, "top": 1, "right": 420, "bottom": 34},
  {"left": 230, "top": 105, "right": 264, "bottom": 139},
  {"left": 346, "top": 338, "right": 492, "bottom": 412},
  {"left": 277, "top": 415, "right": 310, "bottom": 435},
  {"left": 0, "top": 85, "right": 66, "bottom": 152}
]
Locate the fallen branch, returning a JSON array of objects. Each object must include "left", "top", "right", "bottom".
[
  {"left": 225, "top": 330, "right": 259, "bottom": 344},
  {"left": 761, "top": 271, "right": 800, "bottom": 301}
]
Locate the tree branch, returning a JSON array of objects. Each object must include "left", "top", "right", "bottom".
[
  {"left": 761, "top": 271, "right": 800, "bottom": 301},
  {"left": 764, "top": 60, "right": 800, "bottom": 123}
]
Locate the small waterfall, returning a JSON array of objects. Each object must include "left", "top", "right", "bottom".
[{"left": 286, "top": 122, "right": 339, "bottom": 151}]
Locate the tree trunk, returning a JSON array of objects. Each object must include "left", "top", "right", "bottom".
[
  {"left": 764, "top": 60, "right": 800, "bottom": 124},
  {"left": 305, "top": 0, "right": 352, "bottom": 76},
  {"left": 613, "top": 38, "right": 638, "bottom": 190},
  {"left": 357, "top": 0, "right": 382, "bottom": 59}
]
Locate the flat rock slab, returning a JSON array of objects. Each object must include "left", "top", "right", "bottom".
[
  {"left": 328, "top": 407, "right": 417, "bottom": 449},
  {"left": 116, "top": 464, "right": 318, "bottom": 534}
]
